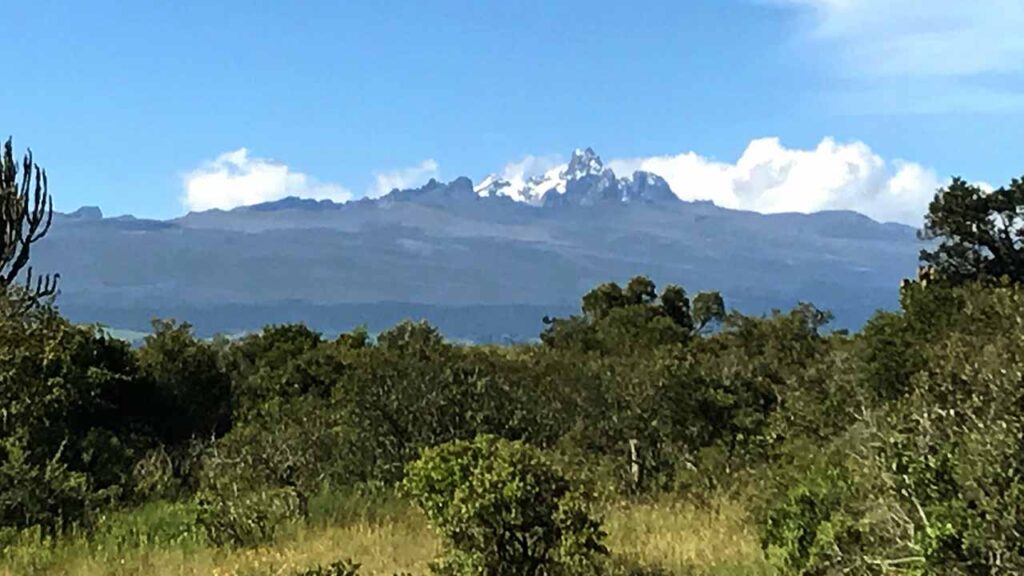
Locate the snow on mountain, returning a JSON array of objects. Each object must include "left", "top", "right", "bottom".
[
  {"left": 473, "top": 147, "right": 668, "bottom": 206},
  {"left": 474, "top": 164, "right": 567, "bottom": 204},
  {"left": 564, "top": 147, "right": 606, "bottom": 180}
]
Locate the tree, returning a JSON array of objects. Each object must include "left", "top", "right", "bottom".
[
  {"left": 0, "top": 137, "right": 58, "bottom": 303},
  {"left": 691, "top": 291, "right": 725, "bottom": 334},
  {"left": 580, "top": 282, "right": 626, "bottom": 320},
  {"left": 0, "top": 296, "right": 142, "bottom": 533},
  {"left": 919, "top": 176, "right": 1024, "bottom": 284},
  {"left": 336, "top": 322, "right": 497, "bottom": 482},
  {"left": 659, "top": 284, "right": 693, "bottom": 333},
  {"left": 542, "top": 277, "right": 725, "bottom": 352},
  {"left": 136, "top": 319, "right": 232, "bottom": 447},
  {"left": 223, "top": 323, "right": 332, "bottom": 420},
  {"left": 623, "top": 276, "right": 657, "bottom": 306},
  {"left": 404, "top": 435, "right": 607, "bottom": 576}
]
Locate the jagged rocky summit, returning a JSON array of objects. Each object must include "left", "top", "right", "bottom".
[{"left": 473, "top": 147, "right": 677, "bottom": 207}]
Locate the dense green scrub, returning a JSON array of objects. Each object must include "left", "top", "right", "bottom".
[
  {"left": 4, "top": 174, "right": 1024, "bottom": 574},
  {"left": 6, "top": 275, "right": 1024, "bottom": 574}
]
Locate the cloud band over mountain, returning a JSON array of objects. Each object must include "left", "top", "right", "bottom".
[
  {"left": 183, "top": 149, "right": 353, "bottom": 212},
  {"left": 607, "top": 137, "right": 940, "bottom": 226},
  {"left": 184, "top": 137, "right": 945, "bottom": 225}
]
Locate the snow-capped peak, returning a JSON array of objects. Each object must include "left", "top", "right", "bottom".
[
  {"left": 473, "top": 174, "right": 507, "bottom": 198},
  {"left": 474, "top": 164, "right": 567, "bottom": 205},
  {"left": 473, "top": 147, "right": 677, "bottom": 207},
  {"left": 565, "top": 147, "right": 605, "bottom": 180}
]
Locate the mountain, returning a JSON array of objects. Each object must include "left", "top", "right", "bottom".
[
  {"left": 473, "top": 147, "right": 676, "bottom": 206},
  {"left": 35, "top": 148, "right": 922, "bottom": 341}
]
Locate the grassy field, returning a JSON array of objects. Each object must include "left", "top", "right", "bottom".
[{"left": 0, "top": 495, "right": 770, "bottom": 576}]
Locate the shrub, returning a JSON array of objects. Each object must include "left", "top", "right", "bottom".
[
  {"left": 292, "top": 560, "right": 361, "bottom": 576},
  {"left": 193, "top": 394, "right": 357, "bottom": 547},
  {"left": 755, "top": 430, "right": 925, "bottom": 576},
  {"left": 223, "top": 323, "right": 336, "bottom": 421},
  {"left": 757, "top": 284, "right": 1024, "bottom": 574},
  {"left": 130, "top": 446, "right": 179, "bottom": 502},
  {"left": 403, "top": 435, "right": 607, "bottom": 576},
  {"left": 0, "top": 439, "right": 99, "bottom": 535},
  {"left": 196, "top": 484, "right": 300, "bottom": 548},
  {"left": 0, "top": 304, "right": 142, "bottom": 532}
]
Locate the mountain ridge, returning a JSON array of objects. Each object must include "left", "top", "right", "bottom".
[
  {"left": 42, "top": 147, "right": 922, "bottom": 341},
  {"left": 63, "top": 147, "right": 915, "bottom": 228}
]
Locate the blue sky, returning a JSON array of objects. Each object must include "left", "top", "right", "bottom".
[{"left": 3, "top": 0, "right": 1022, "bottom": 223}]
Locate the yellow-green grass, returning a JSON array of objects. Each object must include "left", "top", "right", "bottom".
[
  {"left": 0, "top": 495, "right": 769, "bottom": 576},
  {"left": 604, "top": 498, "right": 772, "bottom": 575}
]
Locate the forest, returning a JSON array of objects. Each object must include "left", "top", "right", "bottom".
[{"left": 4, "top": 137, "right": 1024, "bottom": 575}]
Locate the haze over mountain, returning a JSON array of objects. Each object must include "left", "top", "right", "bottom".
[{"left": 35, "top": 148, "right": 921, "bottom": 341}]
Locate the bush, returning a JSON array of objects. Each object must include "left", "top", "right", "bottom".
[
  {"left": 0, "top": 303, "right": 143, "bottom": 532},
  {"left": 196, "top": 484, "right": 300, "bottom": 548},
  {"left": 757, "top": 284, "right": 1024, "bottom": 574},
  {"left": 293, "top": 560, "right": 361, "bottom": 576},
  {"left": 0, "top": 439, "right": 99, "bottom": 535},
  {"left": 403, "top": 435, "right": 607, "bottom": 576}
]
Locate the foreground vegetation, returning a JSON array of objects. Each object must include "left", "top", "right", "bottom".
[
  {"left": 4, "top": 139, "right": 1024, "bottom": 574},
  {"left": 0, "top": 493, "right": 771, "bottom": 575}
]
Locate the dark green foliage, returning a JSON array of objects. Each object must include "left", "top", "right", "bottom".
[
  {"left": 691, "top": 291, "right": 725, "bottom": 334},
  {"left": 920, "top": 175, "right": 1024, "bottom": 284},
  {"left": 0, "top": 440, "right": 96, "bottom": 537},
  {"left": 659, "top": 285, "right": 693, "bottom": 333},
  {"left": 334, "top": 321, "right": 539, "bottom": 482},
  {"left": 224, "top": 323, "right": 334, "bottom": 420},
  {"left": 137, "top": 319, "right": 232, "bottom": 447},
  {"left": 8, "top": 158, "right": 1024, "bottom": 576},
  {"left": 758, "top": 283, "right": 1024, "bottom": 574},
  {"left": 623, "top": 276, "right": 658, "bottom": 306},
  {"left": 0, "top": 296, "right": 147, "bottom": 532},
  {"left": 200, "top": 396, "right": 352, "bottom": 503},
  {"left": 404, "top": 435, "right": 607, "bottom": 576},
  {"left": 542, "top": 275, "right": 723, "bottom": 353}
]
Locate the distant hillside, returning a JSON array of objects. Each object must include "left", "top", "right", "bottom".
[{"left": 36, "top": 149, "right": 921, "bottom": 340}]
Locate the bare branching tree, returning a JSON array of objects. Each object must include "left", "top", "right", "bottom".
[{"left": 0, "top": 137, "right": 59, "bottom": 303}]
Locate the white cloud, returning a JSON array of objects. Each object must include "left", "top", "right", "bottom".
[
  {"left": 496, "top": 154, "right": 563, "bottom": 183},
  {"left": 795, "top": 0, "right": 1024, "bottom": 77},
  {"left": 184, "top": 142, "right": 950, "bottom": 225},
  {"left": 609, "top": 137, "right": 942, "bottom": 225},
  {"left": 183, "top": 148, "right": 352, "bottom": 212},
  {"left": 770, "top": 0, "right": 1024, "bottom": 112},
  {"left": 369, "top": 159, "right": 440, "bottom": 198}
]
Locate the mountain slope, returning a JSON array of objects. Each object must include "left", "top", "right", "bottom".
[{"left": 34, "top": 148, "right": 921, "bottom": 340}]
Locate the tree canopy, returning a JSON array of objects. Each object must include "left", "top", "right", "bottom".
[{"left": 920, "top": 175, "right": 1024, "bottom": 284}]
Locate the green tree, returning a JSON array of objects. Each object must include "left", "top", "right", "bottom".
[
  {"left": 659, "top": 284, "right": 693, "bottom": 333},
  {"left": 404, "top": 435, "right": 607, "bottom": 576},
  {"left": 136, "top": 319, "right": 232, "bottom": 447},
  {"left": 223, "top": 323, "right": 335, "bottom": 421},
  {"left": 758, "top": 284, "right": 1024, "bottom": 574},
  {"left": 920, "top": 176, "right": 1024, "bottom": 284},
  {"left": 691, "top": 291, "right": 725, "bottom": 334},
  {"left": 623, "top": 276, "right": 657, "bottom": 306},
  {"left": 336, "top": 321, "right": 521, "bottom": 482},
  {"left": 0, "top": 296, "right": 143, "bottom": 532},
  {"left": 542, "top": 277, "right": 723, "bottom": 353},
  {"left": 580, "top": 282, "right": 627, "bottom": 320}
]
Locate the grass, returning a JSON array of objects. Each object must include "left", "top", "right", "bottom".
[
  {"left": 604, "top": 498, "right": 772, "bottom": 575},
  {"left": 0, "top": 493, "right": 771, "bottom": 576}
]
